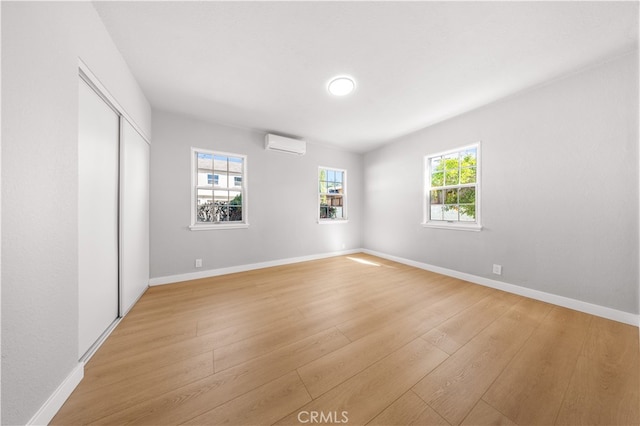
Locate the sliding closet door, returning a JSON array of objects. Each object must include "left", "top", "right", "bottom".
[
  {"left": 78, "top": 78, "right": 120, "bottom": 358},
  {"left": 120, "top": 119, "right": 149, "bottom": 314}
]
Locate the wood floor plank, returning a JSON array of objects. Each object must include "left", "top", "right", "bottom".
[
  {"left": 367, "top": 390, "right": 449, "bottom": 425},
  {"left": 201, "top": 308, "right": 305, "bottom": 350},
  {"left": 276, "top": 338, "right": 448, "bottom": 425},
  {"left": 412, "top": 298, "right": 552, "bottom": 425},
  {"left": 182, "top": 371, "right": 311, "bottom": 425},
  {"left": 298, "top": 313, "right": 445, "bottom": 398},
  {"left": 95, "top": 319, "right": 198, "bottom": 359},
  {"left": 88, "top": 327, "right": 349, "bottom": 425},
  {"left": 336, "top": 276, "right": 458, "bottom": 342},
  {"left": 213, "top": 300, "right": 373, "bottom": 371},
  {"left": 482, "top": 306, "right": 591, "bottom": 425},
  {"left": 460, "top": 400, "right": 516, "bottom": 426},
  {"left": 51, "top": 352, "right": 213, "bottom": 424},
  {"left": 422, "top": 291, "right": 521, "bottom": 354},
  {"left": 83, "top": 332, "right": 217, "bottom": 388},
  {"left": 555, "top": 317, "right": 640, "bottom": 425}
]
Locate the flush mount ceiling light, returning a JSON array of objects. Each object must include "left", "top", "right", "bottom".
[{"left": 328, "top": 76, "right": 356, "bottom": 96}]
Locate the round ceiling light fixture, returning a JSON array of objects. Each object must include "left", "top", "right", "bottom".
[{"left": 328, "top": 76, "right": 356, "bottom": 96}]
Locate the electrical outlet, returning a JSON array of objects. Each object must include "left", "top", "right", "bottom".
[
  {"left": 195, "top": 259, "right": 202, "bottom": 268},
  {"left": 492, "top": 264, "right": 502, "bottom": 275}
]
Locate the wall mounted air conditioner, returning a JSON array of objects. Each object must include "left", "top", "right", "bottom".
[{"left": 265, "top": 133, "right": 306, "bottom": 155}]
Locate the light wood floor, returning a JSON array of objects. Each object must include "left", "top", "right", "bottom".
[{"left": 52, "top": 254, "right": 639, "bottom": 425}]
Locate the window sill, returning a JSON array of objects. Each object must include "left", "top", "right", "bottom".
[
  {"left": 318, "top": 219, "right": 349, "bottom": 225},
  {"left": 190, "top": 223, "right": 249, "bottom": 231},
  {"left": 421, "top": 222, "right": 482, "bottom": 232}
]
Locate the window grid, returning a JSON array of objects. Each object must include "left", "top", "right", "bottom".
[
  {"left": 319, "top": 167, "right": 347, "bottom": 221},
  {"left": 425, "top": 144, "right": 479, "bottom": 225},
  {"left": 192, "top": 148, "right": 247, "bottom": 227}
]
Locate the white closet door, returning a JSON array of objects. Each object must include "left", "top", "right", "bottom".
[
  {"left": 78, "top": 79, "right": 120, "bottom": 358},
  {"left": 120, "top": 119, "right": 149, "bottom": 314}
]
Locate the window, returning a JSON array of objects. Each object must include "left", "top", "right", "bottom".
[
  {"left": 319, "top": 167, "right": 347, "bottom": 222},
  {"left": 191, "top": 148, "right": 248, "bottom": 230},
  {"left": 424, "top": 143, "right": 481, "bottom": 231}
]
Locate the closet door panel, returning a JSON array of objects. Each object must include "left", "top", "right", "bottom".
[
  {"left": 78, "top": 79, "right": 120, "bottom": 358},
  {"left": 120, "top": 119, "right": 149, "bottom": 314}
]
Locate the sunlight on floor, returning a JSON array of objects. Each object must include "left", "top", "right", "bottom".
[{"left": 347, "top": 257, "right": 381, "bottom": 267}]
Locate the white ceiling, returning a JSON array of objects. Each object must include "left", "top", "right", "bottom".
[{"left": 93, "top": 1, "right": 638, "bottom": 152}]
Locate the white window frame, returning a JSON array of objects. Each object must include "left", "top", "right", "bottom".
[
  {"left": 318, "top": 166, "right": 348, "bottom": 224},
  {"left": 422, "top": 142, "right": 482, "bottom": 231},
  {"left": 190, "top": 147, "right": 249, "bottom": 230}
]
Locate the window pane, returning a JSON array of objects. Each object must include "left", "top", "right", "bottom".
[
  {"left": 327, "top": 170, "right": 335, "bottom": 182},
  {"left": 460, "top": 167, "right": 476, "bottom": 184},
  {"left": 431, "top": 157, "right": 442, "bottom": 171},
  {"left": 228, "top": 191, "right": 242, "bottom": 221},
  {"left": 443, "top": 205, "right": 459, "bottom": 221},
  {"left": 443, "top": 153, "right": 459, "bottom": 170},
  {"left": 459, "top": 204, "right": 476, "bottom": 221},
  {"left": 319, "top": 181, "right": 328, "bottom": 193},
  {"left": 198, "top": 172, "right": 212, "bottom": 187},
  {"left": 196, "top": 189, "right": 214, "bottom": 222},
  {"left": 459, "top": 187, "right": 475, "bottom": 204},
  {"left": 445, "top": 169, "right": 459, "bottom": 185},
  {"left": 445, "top": 188, "right": 458, "bottom": 204},
  {"left": 430, "top": 205, "right": 444, "bottom": 221},
  {"left": 197, "top": 153, "right": 213, "bottom": 170},
  {"left": 430, "top": 190, "right": 443, "bottom": 205},
  {"left": 213, "top": 190, "right": 227, "bottom": 203},
  {"left": 228, "top": 156, "right": 243, "bottom": 174},
  {"left": 333, "top": 206, "right": 344, "bottom": 219},
  {"left": 222, "top": 172, "right": 235, "bottom": 189},
  {"left": 320, "top": 205, "right": 329, "bottom": 219},
  {"left": 327, "top": 181, "right": 337, "bottom": 193},
  {"left": 335, "top": 171, "right": 343, "bottom": 183},
  {"left": 431, "top": 171, "right": 444, "bottom": 187},
  {"left": 461, "top": 148, "right": 477, "bottom": 167},
  {"left": 213, "top": 155, "right": 228, "bottom": 172}
]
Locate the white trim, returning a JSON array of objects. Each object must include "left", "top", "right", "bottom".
[
  {"left": 149, "top": 249, "right": 361, "bottom": 286},
  {"left": 189, "top": 223, "right": 250, "bottom": 231},
  {"left": 317, "top": 219, "right": 350, "bottom": 225},
  {"left": 78, "top": 59, "right": 150, "bottom": 145},
  {"left": 27, "top": 363, "right": 84, "bottom": 426},
  {"left": 421, "top": 222, "right": 482, "bottom": 231},
  {"left": 79, "top": 317, "right": 121, "bottom": 364},
  {"left": 362, "top": 249, "right": 639, "bottom": 326}
]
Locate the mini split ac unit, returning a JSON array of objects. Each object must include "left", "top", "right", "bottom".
[{"left": 265, "top": 133, "right": 306, "bottom": 155}]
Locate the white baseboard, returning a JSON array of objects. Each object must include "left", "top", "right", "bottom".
[
  {"left": 27, "top": 362, "right": 84, "bottom": 426},
  {"left": 362, "top": 249, "right": 639, "bottom": 327},
  {"left": 149, "top": 249, "right": 362, "bottom": 286}
]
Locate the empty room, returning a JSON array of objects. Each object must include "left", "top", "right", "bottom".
[{"left": 2, "top": 1, "right": 639, "bottom": 425}]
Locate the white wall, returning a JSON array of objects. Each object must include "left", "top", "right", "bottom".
[
  {"left": 1, "top": 2, "right": 151, "bottom": 424},
  {"left": 150, "top": 110, "right": 362, "bottom": 280},
  {"left": 364, "top": 51, "right": 639, "bottom": 316}
]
